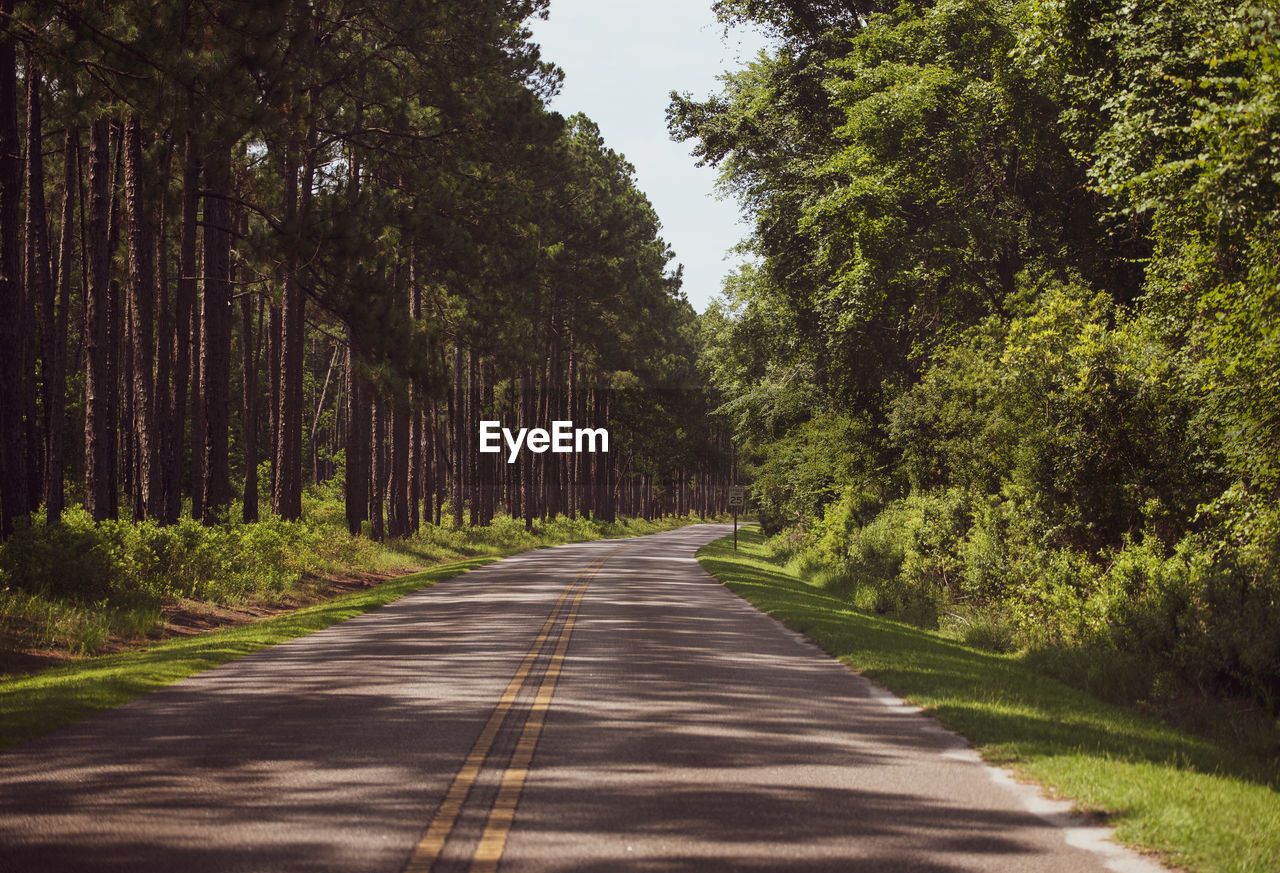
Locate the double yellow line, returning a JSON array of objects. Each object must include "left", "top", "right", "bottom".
[{"left": 404, "top": 547, "right": 624, "bottom": 873}]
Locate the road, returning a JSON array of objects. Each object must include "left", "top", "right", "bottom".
[{"left": 1, "top": 523, "right": 1156, "bottom": 872}]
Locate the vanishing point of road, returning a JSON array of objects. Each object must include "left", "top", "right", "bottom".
[{"left": 1, "top": 523, "right": 1159, "bottom": 872}]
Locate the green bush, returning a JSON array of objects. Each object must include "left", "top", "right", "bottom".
[
  {"left": 0, "top": 508, "right": 118, "bottom": 602},
  {"left": 890, "top": 277, "right": 1216, "bottom": 554}
]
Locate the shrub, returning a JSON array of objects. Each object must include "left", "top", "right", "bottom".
[{"left": 0, "top": 508, "right": 118, "bottom": 601}]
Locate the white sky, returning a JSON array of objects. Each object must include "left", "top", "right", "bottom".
[{"left": 526, "top": 0, "right": 769, "bottom": 313}]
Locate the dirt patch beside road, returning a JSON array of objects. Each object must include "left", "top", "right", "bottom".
[{"left": 0, "top": 567, "right": 424, "bottom": 678}]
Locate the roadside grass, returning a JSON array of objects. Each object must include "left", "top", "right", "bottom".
[
  {"left": 0, "top": 505, "right": 699, "bottom": 660},
  {"left": 0, "top": 556, "right": 494, "bottom": 753},
  {"left": 697, "top": 528, "right": 1280, "bottom": 873},
  {"left": 1, "top": 512, "right": 709, "bottom": 752}
]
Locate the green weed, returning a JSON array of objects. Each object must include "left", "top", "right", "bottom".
[{"left": 698, "top": 528, "right": 1280, "bottom": 873}]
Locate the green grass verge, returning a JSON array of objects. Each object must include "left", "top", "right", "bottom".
[
  {"left": 1, "top": 515, "right": 711, "bottom": 753},
  {"left": 0, "top": 554, "right": 500, "bottom": 753},
  {"left": 697, "top": 528, "right": 1280, "bottom": 873}
]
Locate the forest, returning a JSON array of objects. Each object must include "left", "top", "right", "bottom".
[
  {"left": 4, "top": 0, "right": 1277, "bottom": 749},
  {"left": 675, "top": 0, "right": 1280, "bottom": 739},
  {"left": 0, "top": 1, "right": 738, "bottom": 656}
]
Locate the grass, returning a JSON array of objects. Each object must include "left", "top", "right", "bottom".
[
  {"left": 697, "top": 527, "right": 1280, "bottom": 873},
  {"left": 0, "top": 555, "right": 496, "bottom": 752},
  {"left": 0, "top": 505, "right": 698, "bottom": 658},
  {"left": 0, "top": 511, "right": 707, "bottom": 752}
]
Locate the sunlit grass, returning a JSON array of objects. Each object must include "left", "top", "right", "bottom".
[
  {"left": 0, "top": 512, "right": 706, "bottom": 752},
  {"left": 698, "top": 527, "right": 1280, "bottom": 873},
  {"left": 0, "top": 556, "right": 495, "bottom": 752},
  {"left": 0, "top": 508, "right": 702, "bottom": 660}
]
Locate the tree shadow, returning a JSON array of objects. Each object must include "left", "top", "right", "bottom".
[{"left": 697, "top": 530, "right": 1280, "bottom": 791}]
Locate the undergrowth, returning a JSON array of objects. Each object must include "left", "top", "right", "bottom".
[{"left": 0, "top": 497, "right": 700, "bottom": 661}]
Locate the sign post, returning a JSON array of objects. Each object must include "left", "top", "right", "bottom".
[{"left": 728, "top": 486, "right": 745, "bottom": 551}]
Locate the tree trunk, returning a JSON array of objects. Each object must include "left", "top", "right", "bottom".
[
  {"left": 82, "top": 119, "right": 113, "bottom": 522},
  {"left": 389, "top": 390, "right": 409, "bottom": 538},
  {"left": 431, "top": 401, "right": 443, "bottom": 526},
  {"left": 190, "top": 280, "right": 204, "bottom": 518},
  {"left": 123, "top": 117, "right": 159, "bottom": 521},
  {"left": 467, "top": 350, "right": 478, "bottom": 527},
  {"left": 273, "top": 144, "right": 309, "bottom": 520},
  {"left": 0, "top": 7, "right": 24, "bottom": 535},
  {"left": 45, "top": 124, "right": 76, "bottom": 524},
  {"left": 154, "top": 133, "right": 173, "bottom": 525},
  {"left": 407, "top": 256, "right": 422, "bottom": 534},
  {"left": 105, "top": 124, "right": 123, "bottom": 518},
  {"left": 200, "top": 142, "right": 232, "bottom": 524},
  {"left": 268, "top": 300, "right": 281, "bottom": 497},
  {"left": 344, "top": 337, "right": 368, "bottom": 534},
  {"left": 242, "top": 292, "right": 259, "bottom": 523},
  {"left": 521, "top": 366, "right": 535, "bottom": 531},
  {"left": 451, "top": 344, "right": 464, "bottom": 528},
  {"left": 24, "top": 57, "right": 51, "bottom": 518},
  {"left": 165, "top": 128, "right": 199, "bottom": 524},
  {"left": 310, "top": 342, "right": 337, "bottom": 483},
  {"left": 370, "top": 394, "right": 385, "bottom": 541}
]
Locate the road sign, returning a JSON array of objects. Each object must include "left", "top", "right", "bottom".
[{"left": 728, "top": 487, "right": 745, "bottom": 551}]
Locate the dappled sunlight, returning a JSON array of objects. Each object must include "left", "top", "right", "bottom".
[{"left": 2, "top": 524, "right": 1146, "bottom": 872}]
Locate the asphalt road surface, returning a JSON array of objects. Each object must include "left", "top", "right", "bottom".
[{"left": 1, "top": 523, "right": 1159, "bottom": 872}]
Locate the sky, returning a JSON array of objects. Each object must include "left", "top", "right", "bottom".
[{"left": 525, "top": 0, "right": 769, "bottom": 313}]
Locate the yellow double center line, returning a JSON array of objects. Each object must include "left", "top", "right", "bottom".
[{"left": 404, "top": 547, "right": 625, "bottom": 873}]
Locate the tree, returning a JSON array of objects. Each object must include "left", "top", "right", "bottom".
[{"left": 0, "top": 0, "right": 24, "bottom": 535}]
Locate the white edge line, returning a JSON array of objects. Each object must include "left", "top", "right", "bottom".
[{"left": 859, "top": 681, "right": 1170, "bottom": 873}]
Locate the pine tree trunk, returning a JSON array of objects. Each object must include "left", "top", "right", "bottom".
[
  {"left": 0, "top": 7, "right": 24, "bottom": 535},
  {"left": 241, "top": 292, "right": 259, "bottom": 523},
  {"left": 344, "top": 337, "right": 368, "bottom": 534},
  {"left": 123, "top": 117, "right": 159, "bottom": 521},
  {"left": 431, "top": 400, "right": 443, "bottom": 526},
  {"left": 566, "top": 337, "right": 577, "bottom": 520},
  {"left": 407, "top": 258, "right": 422, "bottom": 534},
  {"left": 154, "top": 133, "right": 173, "bottom": 525},
  {"left": 45, "top": 125, "right": 76, "bottom": 524},
  {"left": 190, "top": 285, "right": 204, "bottom": 519},
  {"left": 273, "top": 144, "right": 306, "bottom": 520},
  {"left": 602, "top": 394, "right": 615, "bottom": 522},
  {"left": 268, "top": 301, "right": 281, "bottom": 498},
  {"left": 167, "top": 128, "right": 199, "bottom": 524},
  {"left": 521, "top": 366, "right": 534, "bottom": 530},
  {"left": 310, "top": 343, "right": 337, "bottom": 483},
  {"left": 200, "top": 142, "right": 232, "bottom": 525},
  {"left": 409, "top": 401, "right": 422, "bottom": 533},
  {"left": 451, "top": 344, "right": 464, "bottom": 528},
  {"left": 122, "top": 287, "right": 135, "bottom": 512},
  {"left": 467, "top": 350, "right": 478, "bottom": 527},
  {"left": 425, "top": 409, "right": 436, "bottom": 528},
  {"left": 580, "top": 388, "right": 594, "bottom": 520},
  {"left": 105, "top": 124, "right": 123, "bottom": 519},
  {"left": 83, "top": 119, "right": 113, "bottom": 522},
  {"left": 24, "top": 57, "right": 51, "bottom": 518},
  {"left": 480, "top": 359, "right": 494, "bottom": 525},
  {"left": 389, "top": 391, "right": 409, "bottom": 537},
  {"left": 370, "top": 394, "right": 385, "bottom": 541},
  {"left": 545, "top": 312, "right": 562, "bottom": 519}
]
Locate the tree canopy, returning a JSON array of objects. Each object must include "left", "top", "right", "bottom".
[{"left": 678, "top": 0, "right": 1280, "bottom": 723}]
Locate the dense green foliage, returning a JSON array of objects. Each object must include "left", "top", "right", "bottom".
[
  {"left": 0, "top": 487, "right": 701, "bottom": 660},
  {"left": 678, "top": 0, "right": 1280, "bottom": 734},
  {"left": 0, "top": 0, "right": 734, "bottom": 552},
  {"left": 699, "top": 529, "right": 1280, "bottom": 873}
]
